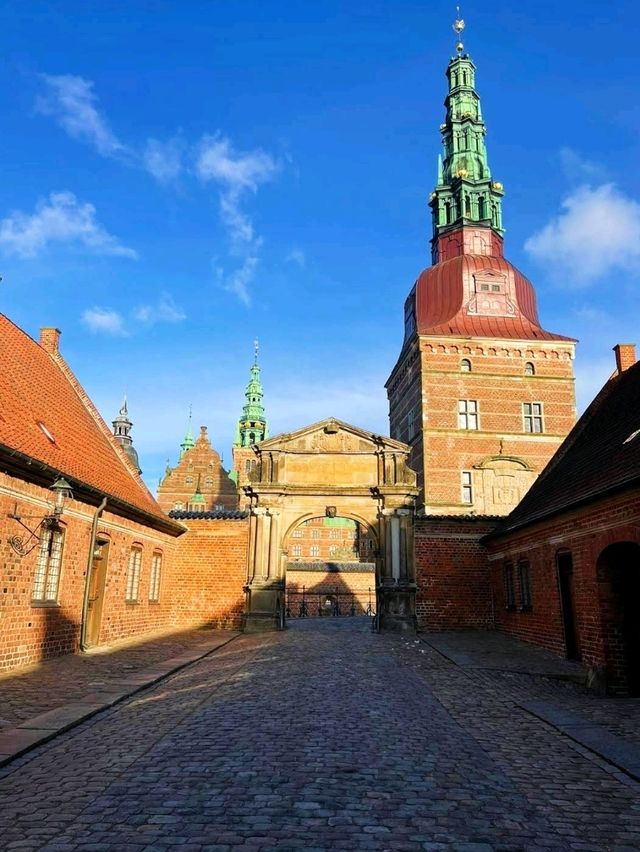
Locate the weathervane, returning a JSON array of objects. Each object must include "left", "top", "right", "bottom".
[{"left": 453, "top": 5, "right": 465, "bottom": 55}]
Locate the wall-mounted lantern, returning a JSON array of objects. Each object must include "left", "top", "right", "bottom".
[{"left": 8, "top": 475, "right": 74, "bottom": 556}]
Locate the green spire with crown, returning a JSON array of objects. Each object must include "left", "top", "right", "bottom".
[
  {"left": 429, "top": 9, "right": 505, "bottom": 245},
  {"left": 180, "top": 405, "right": 195, "bottom": 457},
  {"left": 233, "top": 339, "right": 268, "bottom": 448}
]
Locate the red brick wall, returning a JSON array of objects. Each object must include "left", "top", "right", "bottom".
[
  {"left": 286, "top": 567, "right": 375, "bottom": 617},
  {"left": 487, "top": 487, "right": 640, "bottom": 690},
  {"left": 170, "top": 517, "right": 249, "bottom": 630},
  {"left": 414, "top": 516, "right": 498, "bottom": 629},
  {"left": 0, "top": 471, "right": 179, "bottom": 672}
]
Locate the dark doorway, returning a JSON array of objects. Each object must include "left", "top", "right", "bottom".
[
  {"left": 86, "top": 538, "right": 110, "bottom": 647},
  {"left": 557, "top": 551, "right": 580, "bottom": 660},
  {"left": 597, "top": 541, "right": 640, "bottom": 695}
]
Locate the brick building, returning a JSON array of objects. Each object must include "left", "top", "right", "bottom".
[
  {"left": 484, "top": 344, "right": 640, "bottom": 694},
  {"left": 0, "top": 315, "right": 186, "bottom": 672},
  {"left": 157, "top": 422, "right": 237, "bottom": 513},
  {"left": 386, "top": 37, "right": 576, "bottom": 516}
]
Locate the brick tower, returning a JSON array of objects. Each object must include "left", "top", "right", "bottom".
[
  {"left": 232, "top": 340, "right": 269, "bottom": 492},
  {"left": 386, "top": 16, "right": 577, "bottom": 516}
]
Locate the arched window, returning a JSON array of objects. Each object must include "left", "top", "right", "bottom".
[
  {"left": 525, "top": 362, "right": 535, "bottom": 376},
  {"left": 460, "top": 358, "right": 472, "bottom": 372},
  {"left": 465, "top": 196, "right": 471, "bottom": 217},
  {"left": 478, "top": 197, "right": 485, "bottom": 219}
]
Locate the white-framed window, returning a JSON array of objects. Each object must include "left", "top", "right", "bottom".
[
  {"left": 291, "top": 544, "right": 302, "bottom": 557},
  {"left": 523, "top": 402, "right": 544, "bottom": 433},
  {"left": 205, "top": 476, "right": 213, "bottom": 486},
  {"left": 149, "top": 552, "right": 162, "bottom": 602},
  {"left": 311, "top": 529, "right": 320, "bottom": 539},
  {"left": 329, "top": 546, "right": 338, "bottom": 556},
  {"left": 125, "top": 546, "right": 142, "bottom": 602},
  {"left": 461, "top": 471, "right": 473, "bottom": 504},
  {"left": 329, "top": 529, "right": 338, "bottom": 539},
  {"left": 292, "top": 529, "right": 303, "bottom": 538},
  {"left": 173, "top": 501, "right": 184, "bottom": 510},
  {"left": 458, "top": 399, "right": 479, "bottom": 430},
  {"left": 32, "top": 526, "right": 64, "bottom": 603},
  {"left": 310, "top": 545, "right": 320, "bottom": 558},
  {"left": 185, "top": 476, "right": 193, "bottom": 485}
]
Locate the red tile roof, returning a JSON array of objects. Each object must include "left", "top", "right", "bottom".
[
  {"left": 491, "top": 359, "right": 640, "bottom": 536},
  {"left": 0, "top": 313, "right": 182, "bottom": 535},
  {"left": 414, "top": 254, "right": 575, "bottom": 342}
]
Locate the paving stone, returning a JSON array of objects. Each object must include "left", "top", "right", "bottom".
[{"left": 0, "top": 619, "right": 638, "bottom": 851}]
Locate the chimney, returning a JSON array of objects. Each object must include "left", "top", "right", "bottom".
[
  {"left": 613, "top": 343, "right": 636, "bottom": 374},
  {"left": 39, "top": 327, "right": 61, "bottom": 354}
]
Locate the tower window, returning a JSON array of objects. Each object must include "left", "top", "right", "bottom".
[
  {"left": 461, "top": 471, "right": 473, "bottom": 504},
  {"left": 460, "top": 358, "right": 471, "bottom": 372},
  {"left": 458, "top": 399, "right": 479, "bottom": 430},
  {"left": 523, "top": 402, "right": 543, "bottom": 434},
  {"left": 524, "top": 362, "right": 535, "bottom": 376}
]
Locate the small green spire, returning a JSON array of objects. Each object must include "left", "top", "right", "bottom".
[
  {"left": 428, "top": 11, "right": 505, "bottom": 245},
  {"left": 180, "top": 405, "right": 195, "bottom": 457},
  {"left": 233, "top": 339, "right": 268, "bottom": 448}
]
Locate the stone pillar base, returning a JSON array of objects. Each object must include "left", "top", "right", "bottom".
[
  {"left": 242, "top": 582, "right": 284, "bottom": 633},
  {"left": 377, "top": 583, "right": 417, "bottom": 634}
]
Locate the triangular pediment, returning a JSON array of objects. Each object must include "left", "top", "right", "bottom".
[{"left": 257, "top": 418, "right": 409, "bottom": 454}]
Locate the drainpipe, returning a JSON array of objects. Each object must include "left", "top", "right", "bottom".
[{"left": 80, "top": 497, "right": 107, "bottom": 651}]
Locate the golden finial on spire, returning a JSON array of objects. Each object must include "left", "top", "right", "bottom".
[{"left": 453, "top": 5, "right": 465, "bottom": 54}]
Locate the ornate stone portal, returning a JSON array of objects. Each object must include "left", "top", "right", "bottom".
[{"left": 241, "top": 418, "right": 418, "bottom": 633}]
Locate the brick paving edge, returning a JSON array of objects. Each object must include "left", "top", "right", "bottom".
[{"left": 0, "top": 631, "right": 241, "bottom": 769}]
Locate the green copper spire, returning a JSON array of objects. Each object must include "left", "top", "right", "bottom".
[
  {"left": 429, "top": 11, "right": 505, "bottom": 248},
  {"left": 180, "top": 405, "right": 195, "bottom": 457},
  {"left": 233, "top": 339, "right": 268, "bottom": 448}
]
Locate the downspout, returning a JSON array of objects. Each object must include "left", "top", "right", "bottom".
[{"left": 80, "top": 497, "right": 107, "bottom": 651}]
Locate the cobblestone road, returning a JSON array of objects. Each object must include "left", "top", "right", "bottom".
[{"left": 1, "top": 619, "right": 638, "bottom": 851}]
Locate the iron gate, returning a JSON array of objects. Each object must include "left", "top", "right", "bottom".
[{"left": 285, "top": 586, "right": 376, "bottom": 618}]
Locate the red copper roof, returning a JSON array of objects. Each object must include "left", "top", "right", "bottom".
[
  {"left": 414, "top": 254, "right": 574, "bottom": 342},
  {"left": 0, "top": 313, "right": 181, "bottom": 533}
]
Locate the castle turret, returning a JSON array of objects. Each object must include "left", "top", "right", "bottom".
[{"left": 112, "top": 395, "right": 141, "bottom": 475}]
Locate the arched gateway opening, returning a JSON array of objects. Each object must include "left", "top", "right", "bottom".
[
  {"left": 285, "top": 515, "right": 377, "bottom": 619},
  {"left": 240, "top": 418, "right": 418, "bottom": 633},
  {"left": 597, "top": 541, "right": 640, "bottom": 695}
]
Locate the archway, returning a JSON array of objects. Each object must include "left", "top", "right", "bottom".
[
  {"left": 239, "top": 418, "right": 418, "bottom": 633},
  {"left": 284, "top": 514, "right": 378, "bottom": 619},
  {"left": 597, "top": 541, "right": 640, "bottom": 694}
]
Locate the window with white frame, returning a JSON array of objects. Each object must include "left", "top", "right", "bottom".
[
  {"left": 292, "top": 528, "right": 303, "bottom": 538},
  {"left": 458, "top": 399, "right": 479, "bottom": 430},
  {"left": 329, "top": 546, "right": 338, "bottom": 556},
  {"left": 329, "top": 529, "right": 338, "bottom": 539},
  {"left": 311, "top": 529, "right": 320, "bottom": 539},
  {"left": 310, "top": 545, "right": 320, "bottom": 557},
  {"left": 149, "top": 552, "right": 162, "bottom": 602},
  {"left": 523, "top": 402, "right": 544, "bottom": 433},
  {"left": 32, "top": 526, "right": 65, "bottom": 603},
  {"left": 125, "top": 546, "right": 142, "bottom": 602},
  {"left": 461, "top": 471, "right": 473, "bottom": 504},
  {"left": 291, "top": 544, "right": 302, "bottom": 557}
]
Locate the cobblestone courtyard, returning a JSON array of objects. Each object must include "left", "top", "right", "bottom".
[{"left": 1, "top": 619, "right": 639, "bottom": 851}]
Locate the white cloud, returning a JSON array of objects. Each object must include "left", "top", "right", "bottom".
[
  {"left": 143, "top": 137, "right": 183, "bottom": 182},
  {"left": 0, "top": 191, "right": 138, "bottom": 259},
  {"left": 285, "top": 248, "right": 306, "bottom": 267},
  {"left": 37, "top": 74, "right": 126, "bottom": 158},
  {"left": 559, "top": 148, "right": 606, "bottom": 184},
  {"left": 216, "top": 256, "right": 258, "bottom": 307},
  {"left": 196, "top": 135, "right": 278, "bottom": 305},
  {"left": 82, "top": 307, "right": 127, "bottom": 336},
  {"left": 524, "top": 183, "right": 640, "bottom": 285},
  {"left": 134, "top": 293, "right": 186, "bottom": 324}
]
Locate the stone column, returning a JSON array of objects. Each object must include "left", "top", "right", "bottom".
[
  {"left": 377, "top": 508, "right": 417, "bottom": 634},
  {"left": 243, "top": 507, "right": 284, "bottom": 633}
]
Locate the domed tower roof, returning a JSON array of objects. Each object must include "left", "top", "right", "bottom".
[{"left": 111, "top": 395, "right": 142, "bottom": 474}]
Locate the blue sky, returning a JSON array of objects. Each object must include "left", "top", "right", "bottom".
[{"left": 2, "top": 1, "right": 640, "bottom": 489}]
